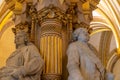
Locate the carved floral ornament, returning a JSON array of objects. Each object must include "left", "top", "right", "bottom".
[
  {"left": 37, "top": 4, "right": 68, "bottom": 26},
  {"left": 12, "top": 22, "right": 31, "bottom": 35}
]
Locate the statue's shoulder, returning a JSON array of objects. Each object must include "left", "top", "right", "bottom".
[
  {"left": 27, "top": 42, "right": 36, "bottom": 47},
  {"left": 22, "top": 43, "right": 41, "bottom": 57},
  {"left": 69, "top": 41, "right": 81, "bottom": 46},
  {"left": 24, "top": 43, "right": 39, "bottom": 52},
  {"left": 68, "top": 42, "right": 78, "bottom": 49}
]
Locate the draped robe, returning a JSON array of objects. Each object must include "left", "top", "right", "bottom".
[
  {"left": 0, "top": 43, "right": 44, "bottom": 80},
  {"left": 67, "top": 41, "right": 105, "bottom": 80}
]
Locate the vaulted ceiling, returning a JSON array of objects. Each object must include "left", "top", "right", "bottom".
[{"left": 91, "top": 0, "right": 120, "bottom": 51}]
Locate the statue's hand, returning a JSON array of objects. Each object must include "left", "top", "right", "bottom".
[
  {"left": 0, "top": 68, "right": 14, "bottom": 78},
  {"left": 2, "top": 68, "right": 14, "bottom": 73},
  {"left": 0, "top": 72, "right": 12, "bottom": 78},
  {"left": 10, "top": 69, "right": 22, "bottom": 79},
  {"left": 106, "top": 72, "right": 114, "bottom": 80},
  {"left": 0, "top": 76, "right": 15, "bottom": 80}
]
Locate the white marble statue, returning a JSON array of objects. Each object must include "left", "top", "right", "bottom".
[
  {"left": 0, "top": 30, "right": 44, "bottom": 80},
  {"left": 67, "top": 28, "right": 114, "bottom": 80}
]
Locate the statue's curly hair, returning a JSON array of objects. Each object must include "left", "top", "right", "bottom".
[{"left": 72, "top": 27, "right": 89, "bottom": 41}]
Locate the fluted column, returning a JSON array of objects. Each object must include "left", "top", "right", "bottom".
[{"left": 40, "top": 19, "right": 62, "bottom": 80}]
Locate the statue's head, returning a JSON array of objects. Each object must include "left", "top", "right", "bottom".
[
  {"left": 14, "top": 30, "right": 29, "bottom": 48},
  {"left": 12, "top": 22, "right": 30, "bottom": 48},
  {"left": 73, "top": 28, "right": 90, "bottom": 42}
]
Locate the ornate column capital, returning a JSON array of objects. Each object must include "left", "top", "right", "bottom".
[
  {"left": 12, "top": 22, "right": 30, "bottom": 34},
  {"left": 38, "top": 4, "right": 68, "bottom": 26}
]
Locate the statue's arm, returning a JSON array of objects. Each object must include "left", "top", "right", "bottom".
[
  {"left": 23, "top": 46, "right": 44, "bottom": 75},
  {"left": 67, "top": 44, "right": 84, "bottom": 80}
]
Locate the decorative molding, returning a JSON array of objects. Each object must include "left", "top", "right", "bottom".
[
  {"left": 0, "top": 21, "right": 14, "bottom": 39},
  {"left": 89, "top": 0, "right": 100, "bottom": 10},
  {"left": 40, "top": 19, "right": 62, "bottom": 35},
  {"left": 38, "top": 4, "right": 67, "bottom": 26},
  {"left": 12, "top": 22, "right": 30, "bottom": 34},
  {"left": 42, "top": 74, "right": 61, "bottom": 80},
  {"left": 106, "top": 50, "right": 120, "bottom": 72},
  {"left": 99, "top": 31, "right": 113, "bottom": 67},
  {"left": 0, "top": 3, "right": 9, "bottom": 19}
]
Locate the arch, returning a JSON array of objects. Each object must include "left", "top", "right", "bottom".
[
  {"left": 90, "top": 16, "right": 111, "bottom": 36},
  {"left": 0, "top": 20, "right": 14, "bottom": 39},
  {"left": 106, "top": 50, "right": 120, "bottom": 72},
  {"left": 96, "top": 0, "right": 120, "bottom": 51},
  {"left": 99, "top": 31, "right": 113, "bottom": 66}
]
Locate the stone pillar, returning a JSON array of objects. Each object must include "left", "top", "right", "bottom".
[{"left": 40, "top": 19, "right": 62, "bottom": 80}]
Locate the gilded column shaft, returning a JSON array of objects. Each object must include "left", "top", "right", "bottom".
[{"left": 40, "top": 20, "right": 62, "bottom": 80}]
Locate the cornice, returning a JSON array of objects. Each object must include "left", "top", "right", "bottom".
[{"left": 0, "top": 3, "right": 9, "bottom": 19}]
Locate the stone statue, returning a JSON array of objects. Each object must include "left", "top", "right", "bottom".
[
  {"left": 67, "top": 28, "right": 114, "bottom": 80},
  {"left": 0, "top": 30, "right": 44, "bottom": 80}
]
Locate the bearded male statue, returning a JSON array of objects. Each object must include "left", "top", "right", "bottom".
[{"left": 0, "top": 30, "right": 44, "bottom": 80}]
